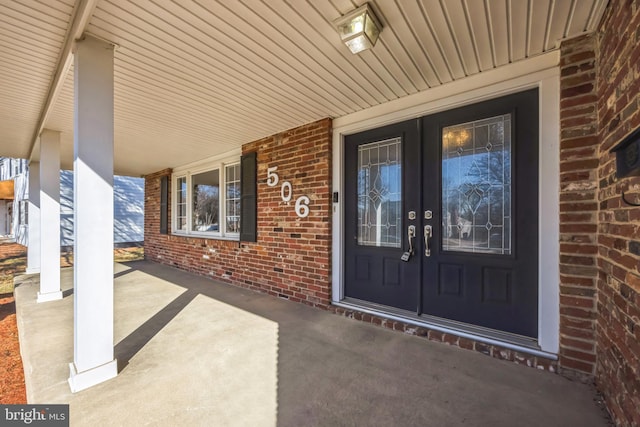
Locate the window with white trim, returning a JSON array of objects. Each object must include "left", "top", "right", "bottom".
[{"left": 173, "top": 160, "right": 241, "bottom": 238}]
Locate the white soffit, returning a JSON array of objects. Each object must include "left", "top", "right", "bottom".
[{"left": 1, "top": 0, "right": 608, "bottom": 176}]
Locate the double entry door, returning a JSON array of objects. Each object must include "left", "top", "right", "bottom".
[{"left": 344, "top": 90, "right": 539, "bottom": 338}]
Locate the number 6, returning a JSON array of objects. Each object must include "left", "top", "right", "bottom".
[{"left": 295, "top": 196, "right": 310, "bottom": 218}]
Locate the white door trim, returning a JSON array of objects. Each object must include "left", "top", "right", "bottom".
[{"left": 331, "top": 52, "right": 560, "bottom": 355}]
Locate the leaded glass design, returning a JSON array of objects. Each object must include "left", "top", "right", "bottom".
[
  {"left": 441, "top": 114, "right": 512, "bottom": 254},
  {"left": 357, "top": 138, "right": 402, "bottom": 248}
]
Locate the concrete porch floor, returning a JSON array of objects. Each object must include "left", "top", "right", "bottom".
[{"left": 14, "top": 261, "right": 611, "bottom": 426}]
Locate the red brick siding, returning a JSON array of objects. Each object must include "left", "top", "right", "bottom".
[
  {"left": 144, "top": 119, "right": 332, "bottom": 308},
  {"left": 595, "top": 1, "right": 640, "bottom": 425},
  {"left": 558, "top": 34, "right": 599, "bottom": 377}
]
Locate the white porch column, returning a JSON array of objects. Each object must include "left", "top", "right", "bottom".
[
  {"left": 37, "top": 131, "right": 62, "bottom": 302},
  {"left": 68, "top": 35, "right": 117, "bottom": 393},
  {"left": 26, "top": 161, "right": 40, "bottom": 274}
]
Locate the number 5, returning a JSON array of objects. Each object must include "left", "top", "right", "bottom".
[{"left": 267, "top": 166, "right": 279, "bottom": 187}]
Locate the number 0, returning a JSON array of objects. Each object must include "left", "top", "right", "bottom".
[{"left": 281, "top": 181, "right": 292, "bottom": 202}]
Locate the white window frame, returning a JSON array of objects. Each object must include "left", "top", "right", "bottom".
[{"left": 172, "top": 152, "right": 241, "bottom": 240}]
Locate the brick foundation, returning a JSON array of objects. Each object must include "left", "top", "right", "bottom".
[{"left": 330, "top": 306, "right": 558, "bottom": 372}]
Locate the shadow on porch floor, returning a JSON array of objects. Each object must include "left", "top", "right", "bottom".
[{"left": 14, "top": 261, "right": 611, "bottom": 426}]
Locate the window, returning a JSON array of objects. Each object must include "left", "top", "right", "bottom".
[
  {"left": 225, "top": 164, "right": 240, "bottom": 233},
  {"left": 192, "top": 170, "right": 219, "bottom": 232},
  {"left": 173, "top": 160, "right": 241, "bottom": 238},
  {"left": 176, "top": 177, "right": 187, "bottom": 231}
]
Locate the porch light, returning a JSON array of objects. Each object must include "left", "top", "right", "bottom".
[{"left": 334, "top": 3, "right": 383, "bottom": 54}]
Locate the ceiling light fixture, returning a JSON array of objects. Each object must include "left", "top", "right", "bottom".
[{"left": 334, "top": 3, "right": 383, "bottom": 54}]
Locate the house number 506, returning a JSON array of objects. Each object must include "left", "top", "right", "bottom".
[{"left": 267, "top": 166, "right": 310, "bottom": 218}]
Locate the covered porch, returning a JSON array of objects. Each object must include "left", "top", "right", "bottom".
[
  {"left": 15, "top": 260, "right": 609, "bottom": 426},
  {"left": 3, "top": 0, "right": 640, "bottom": 424}
]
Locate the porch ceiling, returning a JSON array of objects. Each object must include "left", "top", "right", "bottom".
[{"left": 0, "top": 0, "right": 607, "bottom": 176}]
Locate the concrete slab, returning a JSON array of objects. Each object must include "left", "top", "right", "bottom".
[{"left": 15, "top": 261, "right": 612, "bottom": 426}]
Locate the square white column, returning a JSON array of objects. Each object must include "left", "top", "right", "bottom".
[
  {"left": 68, "top": 35, "right": 117, "bottom": 393},
  {"left": 26, "top": 161, "right": 41, "bottom": 274},
  {"left": 37, "top": 131, "right": 62, "bottom": 303}
]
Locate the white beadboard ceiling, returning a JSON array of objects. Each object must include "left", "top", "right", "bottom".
[{"left": 0, "top": 0, "right": 607, "bottom": 176}]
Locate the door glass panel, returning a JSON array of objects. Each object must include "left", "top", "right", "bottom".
[
  {"left": 441, "top": 114, "right": 512, "bottom": 254},
  {"left": 357, "top": 137, "right": 402, "bottom": 248}
]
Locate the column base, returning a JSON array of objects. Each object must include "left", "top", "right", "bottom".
[
  {"left": 37, "top": 290, "right": 63, "bottom": 303},
  {"left": 25, "top": 267, "right": 41, "bottom": 274},
  {"left": 68, "top": 359, "right": 118, "bottom": 393}
]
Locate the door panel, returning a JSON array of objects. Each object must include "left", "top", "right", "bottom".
[
  {"left": 343, "top": 89, "right": 539, "bottom": 338},
  {"left": 344, "top": 120, "right": 420, "bottom": 311},
  {"left": 421, "top": 89, "right": 539, "bottom": 337}
]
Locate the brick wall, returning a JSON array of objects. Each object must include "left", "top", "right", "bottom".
[
  {"left": 594, "top": 1, "right": 640, "bottom": 425},
  {"left": 558, "top": 34, "right": 599, "bottom": 377},
  {"left": 144, "top": 119, "right": 332, "bottom": 308}
]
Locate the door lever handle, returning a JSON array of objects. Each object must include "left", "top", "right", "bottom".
[
  {"left": 408, "top": 225, "right": 416, "bottom": 255},
  {"left": 424, "top": 225, "right": 432, "bottom": 257},
  {"left": 401, "top": 225, "right": 416, "bottom": 262}
]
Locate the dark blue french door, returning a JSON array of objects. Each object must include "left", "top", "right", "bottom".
[{"left": 344, "top": 89, "right": 539, "bottom": 338}]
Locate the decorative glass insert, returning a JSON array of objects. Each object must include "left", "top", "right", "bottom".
[
  {"left": 176, "top": 177, "right": 187, "bottom": 231},
  {"left": 441, "top": 114, "right": 512, "bottom": 254},
  {"left": 357, "top": 137, "right": 402, "bottom": 248},
  {"left": 225, "top": 164, "right": 241, "bottom": 233},
  {"left": 192, "top": 169, "right": 220, "bottom": 232}
]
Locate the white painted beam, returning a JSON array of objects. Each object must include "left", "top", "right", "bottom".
[
  {"left": 26, "top": 161, "right": 41, "bottom": 274},
  {"left": 37, "top": 131, "right": 62, "bottom": 303},
  {"left": 28, "top": 0, "right": 98, "bottom": 162},
  {"left": 68, "top": 35, "right": 118, "bottom": 393}
]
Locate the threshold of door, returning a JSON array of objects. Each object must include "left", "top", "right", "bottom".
[{"left": 335, "top": 298, "right": 557, "bottom": 360}]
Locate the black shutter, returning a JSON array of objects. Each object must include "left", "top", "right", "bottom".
[
  {"left": 240, "top": 152, "right": 257, "bottom": 242},
  {"left": 160, "top": 176, "right": 168, "bottom": 234}
]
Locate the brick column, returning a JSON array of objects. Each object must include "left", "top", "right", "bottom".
[
  {"left": 594, "top": 1, "right": 640, "bottom": 425},
  {"left": 558, "top": 34, "right": 599, "bottom": 376}
]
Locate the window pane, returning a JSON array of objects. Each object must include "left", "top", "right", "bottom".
[
  {"left": 176, "top": 177, "right": 187, "bottom": 231},
  {"left": 442, "top": 114, "right": 512, "bottom": 254},
  {"left": 225, "top": 164, "right": 241, "bottom": 233},
  {"left": 357, "top": 137, "right": 402, "bottom": 248},
  {"left": 192, "top": 170, "right": 220, "bottom": 232}
]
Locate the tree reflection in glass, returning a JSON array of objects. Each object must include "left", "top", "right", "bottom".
[{"left": 442, "top": 115, "right": 512, "bottom": 255}]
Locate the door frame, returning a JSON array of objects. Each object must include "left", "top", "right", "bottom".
[{"left": 331, "top": 52, "right": 560, "bottom": 357}]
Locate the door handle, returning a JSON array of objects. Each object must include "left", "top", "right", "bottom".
[
  {"left": 401, "top": 225, "right": 416, "bottom": 262},
  {"left": 408, "top": 225, "right": 416, "bottom": 254},
  {"left": 424, "top": 225, "right": 432, "bottom": 257}
]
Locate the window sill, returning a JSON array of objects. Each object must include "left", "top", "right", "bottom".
[{"left": 171, "top": 231, "right": 240, "bottom": 242}]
